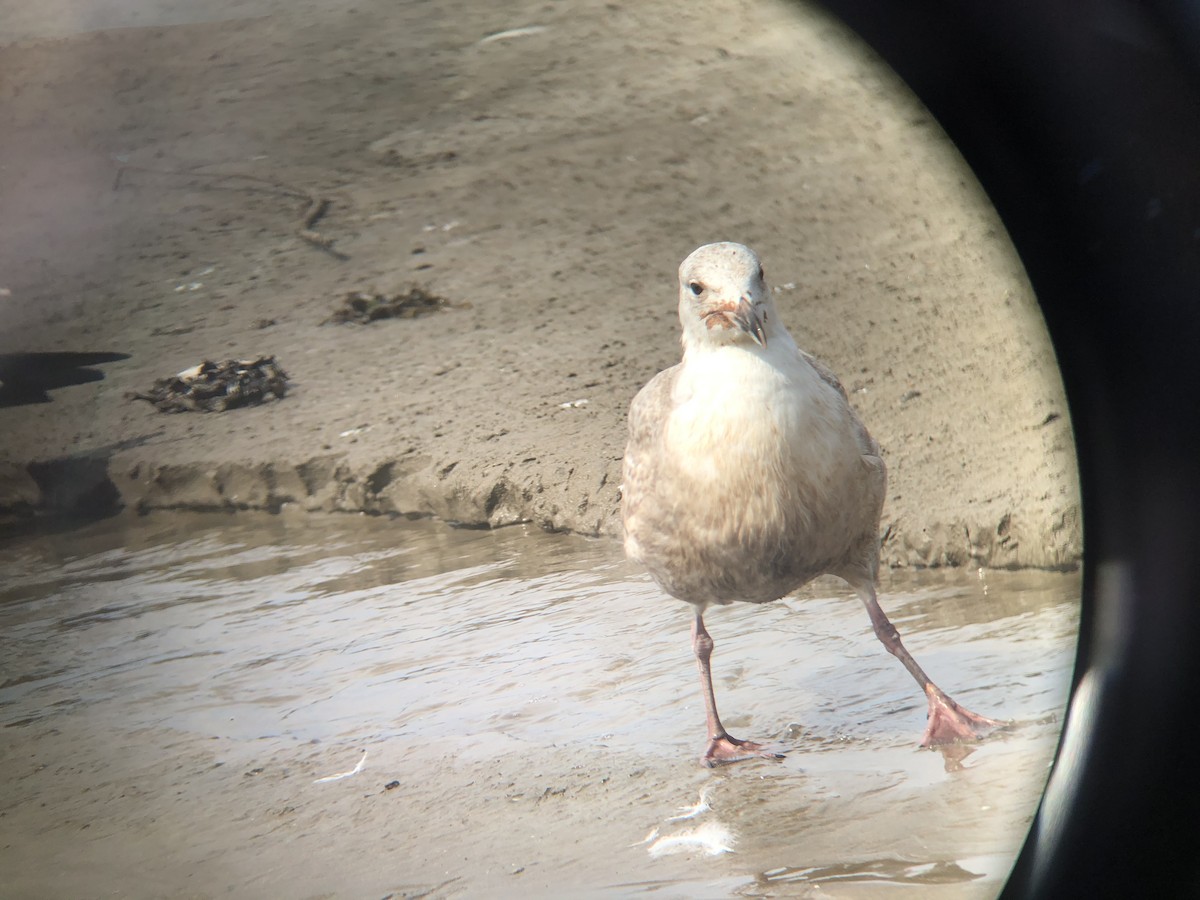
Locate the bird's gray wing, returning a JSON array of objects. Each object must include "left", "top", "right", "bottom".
[
  {"left": 800, "top": 349, "right": 888, "bottom": 576},
  {"left": 621, "top": 364, "right": 680, "bottom": 522},
  {"left": 800, "top": 348, "right": 883, "bottom": 461},
  {"left": 799, "top": 348, "right": 849, "bottom": 401},
  {"left": 624, "top": 365, "right": 679, "bottom": 467}
]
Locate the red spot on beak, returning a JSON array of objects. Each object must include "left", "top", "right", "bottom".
[{"left": 733, "top": 297, "right": 767, "bottom": 347}]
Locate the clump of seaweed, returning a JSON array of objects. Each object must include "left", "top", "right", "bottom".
[
  {"left": 322, "top": 287, "right": 450, "bottom": 325},
  {"left": 129, "top": 356, "right": 289, "bottom": 413}
]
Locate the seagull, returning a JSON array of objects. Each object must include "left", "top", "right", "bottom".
[{"left": 621, "top": 242, "right": 999, "bottom": 765}]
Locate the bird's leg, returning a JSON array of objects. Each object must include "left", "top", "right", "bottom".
[
  {"left": 692, "top": 611, "right": 781, "bottom": 766},
  {"left": 855, "top": 582, "right": 1002, "bottom": 746}
]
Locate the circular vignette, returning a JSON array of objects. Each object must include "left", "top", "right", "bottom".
[{"left": 806, "top": 1, "right": 1200, "bottom": 896}]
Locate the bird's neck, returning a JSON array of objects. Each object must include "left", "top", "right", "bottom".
[{"left": 680, "top": 326, "right": 800, "bottom": 367}]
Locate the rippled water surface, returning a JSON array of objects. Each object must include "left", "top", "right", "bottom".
[{"left": 0, "top": 512, "right": 1080, "bottom": 898}]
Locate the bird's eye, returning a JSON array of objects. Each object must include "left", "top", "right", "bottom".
[
  {"left": 688, "top": 281, "right": 704, "bottom": 296},
  {"left": 757, "top": 266, "right": 765, "bottom": 281}
]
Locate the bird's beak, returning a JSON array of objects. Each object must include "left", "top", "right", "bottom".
[{"left": 733, "top": 296, "right": 767, "bottom": 348}]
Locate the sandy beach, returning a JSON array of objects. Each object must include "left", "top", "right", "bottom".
[
  {"left": 0, "top": 0, "right": 1079, "bottom": 569},
  {"left": 0, "top": 511, "right": 1080, "bottom": 898},
  {"left": 0, "top": 5, "right": 1089, "bottom": 895}
]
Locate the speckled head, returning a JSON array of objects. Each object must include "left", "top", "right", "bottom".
[{"left": 677, "top": 242, "right": 777, "bottom": 353}]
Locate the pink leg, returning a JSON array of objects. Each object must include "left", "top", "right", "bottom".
[
  {"left": 692, "top": 612, "right": 783, "bottom": 766},
  {"left": 853, "top": 579, "right": 1002, "bottom": 746}
]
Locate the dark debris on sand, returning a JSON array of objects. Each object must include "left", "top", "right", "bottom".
[
  {"left": 322, "top": 287, "right": 451, "bottom": 325},
  {"left": 129, "top": 356, "right": 289, "bottom": 413}
]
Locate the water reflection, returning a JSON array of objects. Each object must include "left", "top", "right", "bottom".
[{"left": 0, "top": 512, "right": 1078, "bottom": 899}]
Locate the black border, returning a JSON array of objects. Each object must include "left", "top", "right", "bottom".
[{"left": 803, "top": 1, "right": 1200, "bottom": 895}]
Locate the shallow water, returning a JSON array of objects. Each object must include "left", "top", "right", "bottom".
[{"left": 0, "top": 512, "right": 1079, "bottom": 898}]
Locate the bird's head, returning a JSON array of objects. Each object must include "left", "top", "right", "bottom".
[{"left": 677, "top": 242, "right": 777, "bottom": 354}]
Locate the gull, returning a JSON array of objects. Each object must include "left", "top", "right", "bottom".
[{"left": 621, "top": 242, "right": 999, "bottom": 765}]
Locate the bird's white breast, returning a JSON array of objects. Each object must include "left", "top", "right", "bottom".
[
  {"left": 666, "top": 341, "right": 852, "bottom": 493},
  {"left": 623, "top": 337, "right": 870, "bottom": 605}
]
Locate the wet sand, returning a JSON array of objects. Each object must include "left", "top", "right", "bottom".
[
  {"left": 0, "top": 513, "right": 1078, "bottom": 898},
  {"left": 1, "top": 3, "right": 1083, "bottom": 894},
  {"left": 0, "top": 0, "right": 1079, "bottom": 568}
]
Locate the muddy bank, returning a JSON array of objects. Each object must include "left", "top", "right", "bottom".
[
  {"left": 0, "top": 0, "right": 1080, "bottom": 569},
  {"left": 0, "top": 450, "right": 1079, "bottom": 571},
  {"left": 0, "top": 511, "right": 1080, "bottom": 899}
]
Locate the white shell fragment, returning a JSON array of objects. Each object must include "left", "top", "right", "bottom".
[{"left": 313, "top": 749, "right": 368, "bottom": 784}]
